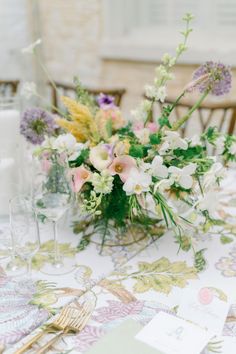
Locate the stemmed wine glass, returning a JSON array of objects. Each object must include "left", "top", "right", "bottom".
[
  {"left": 32, "top": 153, "right": 73, "bottom": 275},
  {"left": 10, "top": 196, "right": 40, "bottom": 277}
]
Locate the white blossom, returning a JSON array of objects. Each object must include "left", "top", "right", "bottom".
[
  {"left": 20, "top": 82, "right": 37, "bottom": 99},
  {"left": 189, "top": 134, "right": 202, "bottom": 147},
  {"left": 89, "top": 144, "right": 113, "bottom": 172},
  {"left": 52, "top": 134, "right": 78, "bottom": 154},
  {"left": 145, "top": 85, "right": 167, "bottom": 102},
  {"left": 130, "top": 99, "right": 152, "bottom": 122},
  {"left": 123, "top": 168, "right": 151, "bottom": 195},
  {"left": 151, "top": 156, "right": 169, "bottom": 178},
  {"left": 215, "top": 136, "right": 226, "bottom": 155},
  {"left": 160, "top": 131, "right": 188, "bottom": 154},
  {"left": 169, "top": 163, "right": 197, "bottom": 189},
  {"left": 134, "top": 128, "right": 150, "bottom": 144},
  {"left": 91, "top": 170, "right": 113, "bottom": 194},
  {"left": 229, "top": 141, "right": 236, "bottom": 155},
  {"left": 22, "top": 38, "right": 42, "bottom": 54},
  {"left": 196, "top": 190, "right": 221, "bottom": 218},
  {"left": 203, "top": 162, "right": 225, "bottom": 189}
]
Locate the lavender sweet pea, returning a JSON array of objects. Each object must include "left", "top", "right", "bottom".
[
  {"left": 20, "top": 107, "right": 57, "bottom": 145},
  {"left": 193, "top": 61, "right": 232, "bottom": 96},
  {"left": 97, "top": 93, "right": 116, "bottom": 110}
]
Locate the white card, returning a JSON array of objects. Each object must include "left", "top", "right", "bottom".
[
  {"left": 177, "top": 287, "right": 230, "bottom": 335},
  {"left": 135, "top": 312, "right": 213, "bottom": 354},
  {"left": 220, "top": 336, "right": 236, "bottom": 354}
]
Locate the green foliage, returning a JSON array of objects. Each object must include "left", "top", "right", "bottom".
[
  {"left": 129, "top": 144, "right": 145, "bottom": 158},
  {"left": 118, "top": 123, "right": 136, "bottom": 139},
  {"left": 101, "top": 175, "right": 130, "bottom": 226},
  {"left": 194, "top": 249, "right": 207, "bottom": 272},
  {"left": 158, "top": 105, "right": 172, "bottom": 128},
  {"left": 69, "top": 148, "right": 89, "bottom": 168},
  {"left": 149, "top": 132, "right": 162, "bottom": 145},
  {"left": 74, "top": 77, "right": 97, "bottom": 113},
  {"left": 77, "top": 235, "right": 91, "bottom": 251},
  {"left": 202, "top": 126, "right": 218, "bottom": 144},
  {"left": 220, "top": 235, "right": 233, "bottom": 244}
]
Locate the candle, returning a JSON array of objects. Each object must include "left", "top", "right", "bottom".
[
  {"left": 0, "top": 109, "right": 21, "bottom": 215},
  {"left": 0, "top": 158, "right": 17, "bottom": 215}
]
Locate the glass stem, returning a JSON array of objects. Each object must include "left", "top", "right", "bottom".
[
  {"left": 52, "top": 221, "right": 60, "bottom": 264},
  {"left": 27, "top": 258, "right": 32, "bottom": 277}
]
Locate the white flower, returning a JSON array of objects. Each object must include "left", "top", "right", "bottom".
[
  {"left": 22, "top": 38, "right": 42, "bottom": 54},
  {"left": 154, "top": 178, "right": 173, "bottom": 193},
  {"left": 229, "top": 141, "right": 236, "bottom": 155},
  {"left": 91, "top": 170, "right": 113, "bottom": 194},
  {"left": 131, "top": 100, "right": 152, "bottom": 122},
  {"left": 68, "top": 143, "right": 87, "bottom": 161},
  {"left": 151, "top": 156, "right": 169, "bottom": 178},
  {"left": 52, "top": 134, "right": 78, "bottom": 153},
  {"left": 155, "top": 65, "right": 174, "bottom": 81},
  {"left": 160, "top": 131, "right": 188, "bottom": 154},
  {"left": 20, "top": 82, "right": 37, "bottom": 99},
  {"left": 189, "top": 135, "right": 202, "bottom": 147},
  {"left": 137, "top": 193, "right": 157, "bottom": 216},
  {"left": 134, "top": 128, "right": 150, "bottom": 144},
  {"left": 169, "top": 163, "right": 197, "bottom": 189},
  {"left": 161, "top": 53, "right": 176, "bottom": 67},
  {"left": 123, "top": 168, "right": 152, "bottom": 195},
  {"left": 215, "top": 136, "right": 226, "bottom": 155},
  {"left": 89, "top": 144, "right": 113, "bottom": 172},
  {"left": 196, "top": 190, "right": 221, "bottom": 218},
  {"left": 203, "top": 162, "right": 225, "bottom": 189},
  {"left": 145, "top": 85, "right": 166, "bottom": 102}
]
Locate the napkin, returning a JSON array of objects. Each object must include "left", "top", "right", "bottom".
[{"left": 86, "top": 319, "right": 163, "bottom": 354}]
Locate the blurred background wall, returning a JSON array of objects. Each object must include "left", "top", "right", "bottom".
[{"left": 1, "top": 0, "right": 236, "bottom": 116}]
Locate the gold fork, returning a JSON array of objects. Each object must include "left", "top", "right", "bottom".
[
  {"left": 36, "top": 301, "right": 94, "bottom": 354},
  {"left": 14, "top": 305, "right": 77, "bottom": 354}
]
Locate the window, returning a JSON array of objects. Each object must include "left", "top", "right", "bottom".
[{"left": 101, "top": 0, "right": 236, "bottom": 64}]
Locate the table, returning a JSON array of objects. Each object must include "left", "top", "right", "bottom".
[{"left": 1, "top": 170, "right": 236, "bottom": 353}]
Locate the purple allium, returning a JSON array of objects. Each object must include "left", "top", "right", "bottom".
[
  {"left": 192, "top": 61, "right": 232, "bottom": 96},
  {"left": 20, "top": 107, "right": 57, "bottom": 145},
  {"left": 97, "top": 93, "right": 116, "bottom": 110}
]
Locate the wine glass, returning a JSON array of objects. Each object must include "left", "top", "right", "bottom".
[
  {"left": 33, "top": 153, "right": 73, "bottom": 275},
  {"left": 10, "top": 196, "right": 40, "bottom": 277},
  {"left": 0, "top": 183, "right": 27, "bottom": 276}
]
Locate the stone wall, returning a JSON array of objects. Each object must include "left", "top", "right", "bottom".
[{"left": 37, "top": 0, "right": 236, "bottom": 121}]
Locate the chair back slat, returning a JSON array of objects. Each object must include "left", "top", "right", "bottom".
[
  {"left": 48, "top": 82, "right": 126, "bottom": 112},
  {"left": 0, "top": 80, "right": 19, "bottom": 96},
  {"left": 146, "top": 95, "right": 236, "bottom": 136}
]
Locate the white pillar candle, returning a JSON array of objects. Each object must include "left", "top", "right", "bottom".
[
  {"left": 0, "top": 158, "right": 17, "bottom": 215},
  {"left": 0, "top": 109, "right": 21, "bottom": 215}
]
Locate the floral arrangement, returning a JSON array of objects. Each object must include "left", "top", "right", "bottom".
[{"left": 21, "top": 14, "right": 236, "bottom": 253}]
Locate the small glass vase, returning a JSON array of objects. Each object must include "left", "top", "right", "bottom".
[{"left": 74, "top": 215, "right": 166, "bottom": 254}]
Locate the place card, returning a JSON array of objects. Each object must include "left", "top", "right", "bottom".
[
  {"left": 86, "top": 319, "right": 163, "bottom": 354},
  {"left": 177, "top": 287, "right": 230, "bottom": 335},
  {"left": 135, "top": 311, "right": 213, "bottom": 354}
]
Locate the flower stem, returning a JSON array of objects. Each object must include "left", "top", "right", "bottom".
[{"left": 171, "top": 89, "right": 209, "bottom": 131}]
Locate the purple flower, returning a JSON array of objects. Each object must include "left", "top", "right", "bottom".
[
  {"left": 192, "top": 61, "right": 232, "bottom": 96},
  {"left": 97, "top": 93, "right": 116, "bottom": 110},
  {"left": 20, "top": 107, "right": 57, "bottom": 145}
]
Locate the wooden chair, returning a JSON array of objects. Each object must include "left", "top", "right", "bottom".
[
  {"left": 48, "top": 81, "right": 126, "bottom": 111},
  {"left": 0, "top": 80, "right": 19, "bottom": 96},
  {"left": 146, "top": 95, "right": 236, "bottom": 136}
]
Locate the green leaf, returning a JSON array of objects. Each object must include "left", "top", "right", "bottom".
[
  {"left": 194, "top": 249, "right": 207, "bottom": 273},
  {"left": 149, "top": 132, "right": 162, "bottom": 145},
  {"left": 129, "top": 144, "right": 144, "bottom": 158},
  {"left": 69, "top": 149, "right": 89, "bottom": 168},
  {"left": 131, "top": 257, "right": 198, "bottom": 294},
  {"left": 220, "top": 235, "right": 233, "bottom": 244},
  {"left": 105, "top": 119, "right": 113, "bottom": 138}
]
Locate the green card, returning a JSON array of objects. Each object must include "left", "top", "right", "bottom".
[{"left": 86, "top": 319, "right": 164, "bottom": 354}]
